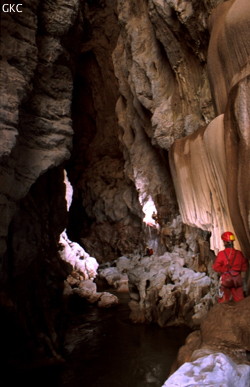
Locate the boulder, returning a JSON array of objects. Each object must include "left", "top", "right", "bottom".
[
  {"left": 167, "top": 297, "right": 250, "bottom": 385},
  {"left": 163, "top": 352, "right": 250, "bottom": 387},
  {"left": 97, "top": 292, "right": 119, "bottom": 308}
]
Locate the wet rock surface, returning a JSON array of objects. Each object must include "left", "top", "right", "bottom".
[{"left": 60, "top": 293, "right": 191, "bottom": 387}]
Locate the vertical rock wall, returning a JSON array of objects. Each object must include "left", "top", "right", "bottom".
[
  {"left": 209, "top": 0, "right": 250, "bottom": 257},
  {"left": 169, "top": 0, "right": 250, "bottom": 256},
  {"left": 67, "top": 0, "right": 222, "bottom": 260},
  {"left": 111, "top": 0, "right": 217, "bottom": 254},
  {"left": 0, "top": 0, "right": 80, "bottom": 365},
  {"left": 66, "top": 0, "right": 145, "bottom": 260},
  {"left": 0, "top": 0, "right": 78, "bottom": 261}
]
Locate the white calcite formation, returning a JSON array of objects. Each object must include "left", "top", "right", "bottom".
[
  {"left": 98, "top": 255, "right": 131, "bottom": 292},
  {"left": 162, "top": 352, "right": 250, "bottom": 387},
  {"left": 128, "top": 251, "right": 215, "bottom": 328},
  {"left": 59, "top": 231, "right": 99, "bottom": 280},
  {"left": 99, "top": 251, "right": 217, "bottom": 328},
  {"left": 59, "top": 233, "right": 119, "bottom": 308}
]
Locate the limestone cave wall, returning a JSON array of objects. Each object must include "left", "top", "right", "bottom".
[
  {"left": 66, "top": 1, "right": 145, "bottom": 261},
  {"left": 0, "top": 0, "right": 249, "bottom": 366},
  {"left": 0, "top": 0, "right": 81, "bottom": 365},
  {"left": 169, "top": 0, "right": 250, "bottom": 257},
  {"left": 67, "top": 0, "right": 222, "bottom": 260}
]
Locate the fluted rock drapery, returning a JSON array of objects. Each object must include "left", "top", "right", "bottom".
[
  {"left": 169, "top": 0, "right": 250, "bottom": 256},
  {"left": 169, "top": 115, "right": 239, "bottom": 254}
]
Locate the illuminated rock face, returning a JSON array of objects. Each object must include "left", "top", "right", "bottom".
[
  {"left": 127, "top": 250, "right": 215, "bottom": 328},
  {"left": 108, "top": 0, "right": 220, "bottom": 258},
  {"left": 210, "top": 0, "right": 250, "bottom": 255},
  {"left": 169, "top": 116, "right": 239, "bottom": 254},
  {"left": 169, "top": 0, "right": 250, "bottom": 257}
]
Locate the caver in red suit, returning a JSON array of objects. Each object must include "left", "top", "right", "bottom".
[{"left": 213, "top": 231, "right": 249, "bottom": 303}]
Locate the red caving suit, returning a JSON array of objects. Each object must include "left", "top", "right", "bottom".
[{"left": 213, "top": 247, "right": 248, "bottom": 303}]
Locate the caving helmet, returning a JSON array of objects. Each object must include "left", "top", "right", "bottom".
[{"left": 221, "top": 231, "right": 235, "bottom": 242}]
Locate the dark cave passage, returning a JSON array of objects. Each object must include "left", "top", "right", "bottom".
[
  {"left": 60, "top": 292, "right": 190, "bottom": 387},
  {"left": 5, "top": 291, "right": 190, "bottom": 387}
]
